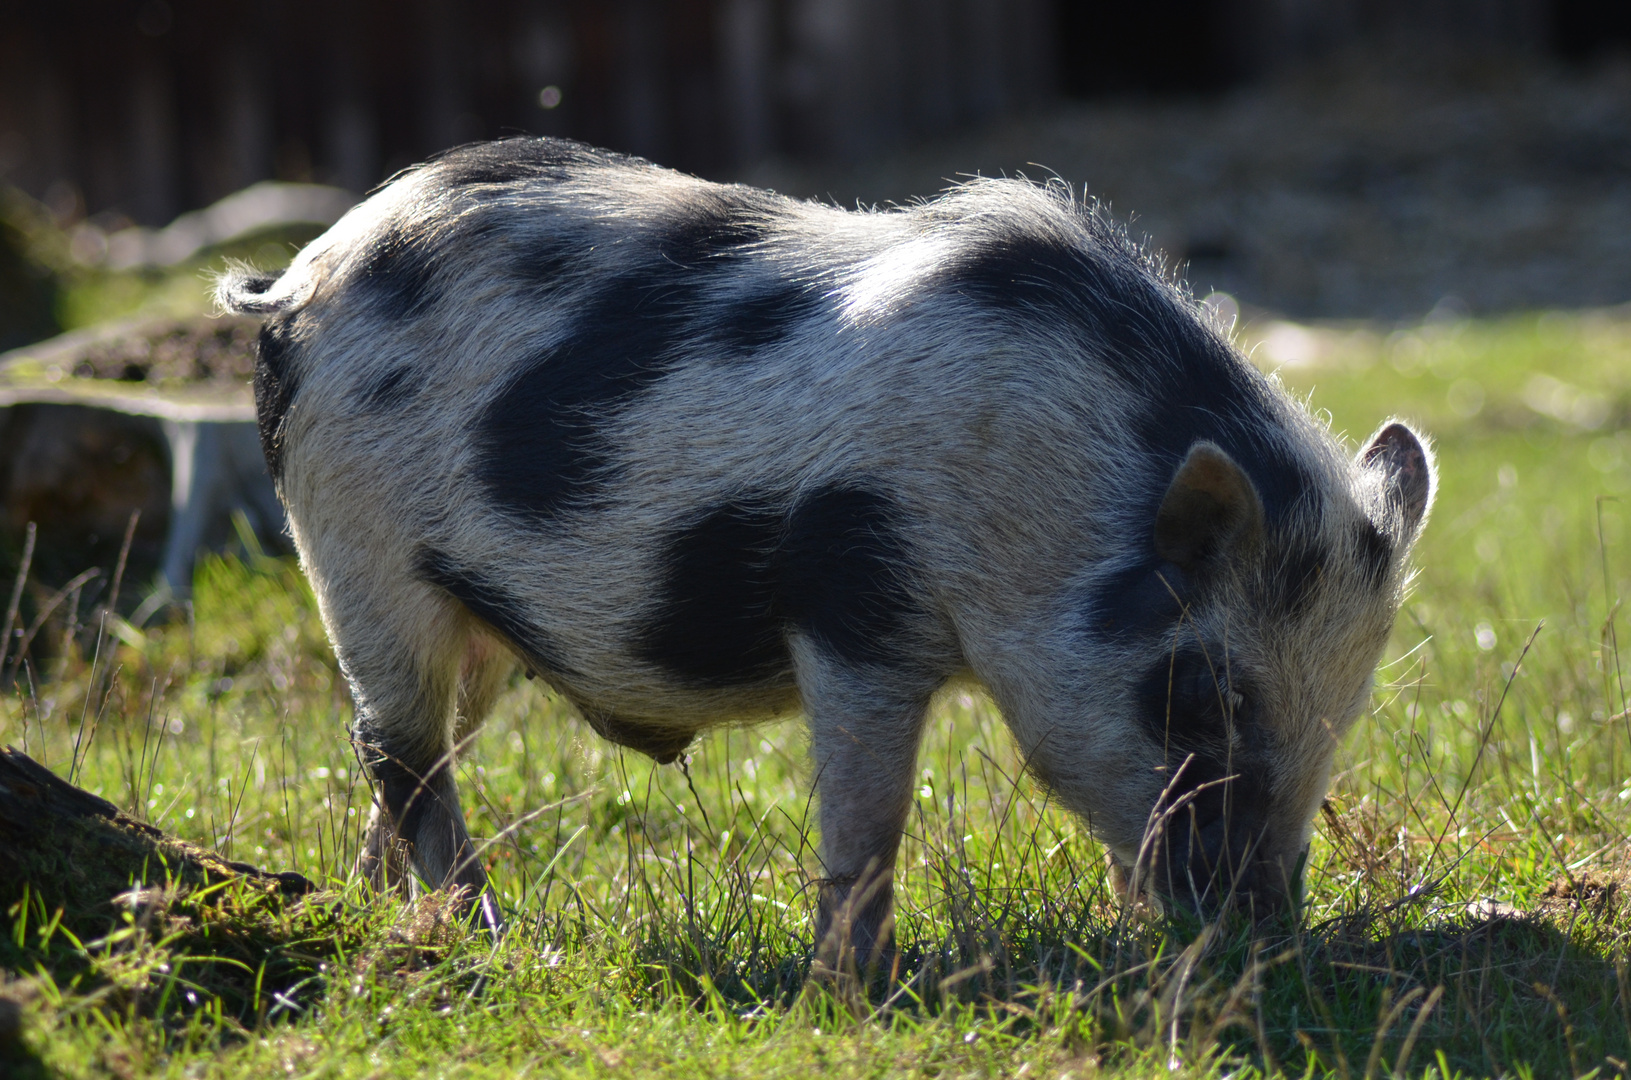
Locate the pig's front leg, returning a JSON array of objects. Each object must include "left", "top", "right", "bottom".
[{"left": 798, "top": 642, "right": 936, "bottom": 978}]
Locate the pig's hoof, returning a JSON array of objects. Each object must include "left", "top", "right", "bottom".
[{"left": 444, "top": 883, "right": 507, "bottom": 938}]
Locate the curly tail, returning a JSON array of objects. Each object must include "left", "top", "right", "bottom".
[{"left": 214, "top": 261, "right": 296, "bottom": 315}]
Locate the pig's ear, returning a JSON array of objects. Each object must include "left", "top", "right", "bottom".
[
  {"left": 1360, "top": 421, "right": 1434, "bottom": 543},
  {"left": 1154, "top": 442, "right": 1265, "bottom": 571}
]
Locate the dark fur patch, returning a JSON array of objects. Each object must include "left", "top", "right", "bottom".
[
  {"left": 943, "top": 229, "right": 1100, "bottom": 312},
  {"left": 707, "top": 282, "right": 825, "bottom": 356},
  {"left": 637, "top": 501, "right": 790, "bottom": 688},
  {"left": 253, "top": 318, "right": 300, "bottom": 480},
  {"left": 415, "top": 548, "right": 572, "bottom": 677},
  {"left": 438, "top": 144, "right": 784, "bottom": 293},
  {"left": 638, "top": 485, "right": 919, "bottom": 688},
  {"left": 943, "top": 229, "right": 1314, "bottom": 527},
  {"left": 359, "top": 223, "right": 440, "bottom": 321},
  {"left": 509, "top": 233, "right": 582, "bottom": 293},
  {"left": 477, "top": 270, "right": 696, "bottom": 521},
  {"left": 779, "top": 486, "right": 917, "bottom": 667},
  {"left": 365, "top": 364, "right": 424, "bottom": 410},
  {"left": 504, "top": 193, "right": 777, "bottom": 298},
  {"left": 654, "top": 187, "right": 782, "bottom": 267},
  {"left": 478, "top": 195, "right": 793, "bottom": 521},
  {"left": 1356, "top": 520, "right": 1392, "bottom": 586},
  {"left": 1136, "top": 647, "right": 1249, "bottom": 750},
  {"left": 1268, "top": 540, "right": 1327, "bottom": 619},
  {"left": 1089, "top": 558, "right": 1190, "bottom": 640},
  {"left": 434, "top": 136, "right": 634, "bottom": 187}
]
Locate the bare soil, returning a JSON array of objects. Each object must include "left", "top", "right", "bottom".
[{"left": 64, "top": 315, "right": 259, "bottom": 385}]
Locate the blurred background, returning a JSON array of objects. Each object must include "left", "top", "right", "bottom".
[
  {"left": 0, "top": 0, "right": 1628, "bottom": 628},
  {"left": 3, "top": 1, "right": 1630, "bottom": 330}
]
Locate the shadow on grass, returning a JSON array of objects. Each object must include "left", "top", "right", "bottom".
[
  {"left": 624, "top": 870, "right": 1631, "bottom": 1077},
  {"left": 1284, "top": 901, "right": 1631, "bottom": 1078},
  {"left": 0, "top": 993, "right": 51, "bottom": 1080}
]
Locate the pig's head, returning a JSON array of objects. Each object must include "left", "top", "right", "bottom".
[{"left": 1078, "top": 421, "right": 1434, "bottom": 918}]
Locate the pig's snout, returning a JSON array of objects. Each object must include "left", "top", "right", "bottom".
[{"left": 1133, "top": 773, "right": 1302, "bottom": 919}]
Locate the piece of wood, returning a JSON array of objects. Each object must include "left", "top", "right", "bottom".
[
  {"left": 0, "top": 745, "right": 312, "bottom": 933},
  {"left": 0, "top": 746, "right": 371, "bottom": 1023}
]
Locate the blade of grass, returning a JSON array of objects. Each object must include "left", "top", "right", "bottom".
[{"left": 0, "top": 520, "right": 35, "bottom": 676}]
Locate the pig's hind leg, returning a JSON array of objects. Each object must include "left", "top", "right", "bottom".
[
  {"left": 358, "top": 626, "right": 515, "bottom": 907},
  {"left": 325, "top": 576, "right": 502, "bottom": 932},
  {"left": 795, "top": 638, "right": 938, "bottom": 977}
]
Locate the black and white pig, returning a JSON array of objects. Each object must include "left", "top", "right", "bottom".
[{"left": 217, "top": 137, "right": 1433, "bottom": 957}]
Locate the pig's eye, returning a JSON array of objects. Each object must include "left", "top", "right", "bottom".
[{"left": 1139, "top": 650, "right": 1250, "bottom": 745}]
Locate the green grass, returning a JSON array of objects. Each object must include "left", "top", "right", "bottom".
[{"left": 6, "top": 310, "right": 1631, "bottom": 1078}]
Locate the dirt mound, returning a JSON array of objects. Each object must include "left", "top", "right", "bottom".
[{"left": 61, "top": 316, "right": 258, "bottom": 385}]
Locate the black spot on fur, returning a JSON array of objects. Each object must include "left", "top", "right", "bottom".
[
  {"left": 253, "top": 318, "right": 300, "bottom": 481},
  {"left": 943, "top": 230, "right": 1102, "bottom": 313},
  {"left": 359, "top": 223, "right": 440, "bottom": 321},
  {"left": 415, "top": 548, "right": 572, "bottom": 677},
  {"left": 638, "top": 485, "right": 919, "bottom": 689},
  {"left": 510, "top": 234, "right": 581, "bottom": 293},
  {"left": 707, "top": 282, "right": 825, "bottom": 356},
  {"left": 479, "top": 196, "right": 791, "bottom": 521},
  {"left": 654, "top": 187, "right": 782, "bottom": 267},
  {"left": 1356, "top": 520, "right": 1392, "bottom": 586},
  {"left": 428, "top": 139, "right": 646, "bottom": 293},
  {"left": 366, "top": 364, "right": 424, "bottom": 410},
  {"left": 505, "top": 193, "right": 777, "bottom": 298},
  {"left": 944, "top": 228, "right": 1314, "bottom": 525},
  {"left": 434, "top": 137, "right": 637, "bottom": 187},
  {"left": 779, "top": 487, "right": 917, "bottom": 666},
  {"left": 1268, "top": 541, "right": 1327, "bottom": 619},
  {"left": 1137, "top": 648, "right": 1248, "bottom": 750},
  {"left": 478, "top": 277, "right": 695, "bottom": 521},
  {"left": 436, "top": 142, "right": 783, "bottom": 293},
  {"left": 1090, "top": 559, "right": 1190, "bottom": 641},
  {"left": 638, "top": 501, "right": 790, "bottom": 688}
]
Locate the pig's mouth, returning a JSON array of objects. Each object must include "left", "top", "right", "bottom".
[{"left": 1109, "top": 782, "right": 1308, "bottom": 920}]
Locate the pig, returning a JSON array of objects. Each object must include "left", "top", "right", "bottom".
[{"left": 215, "top": 137, "right": 1434, "bottom": 961}]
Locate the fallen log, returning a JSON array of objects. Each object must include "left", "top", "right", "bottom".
[
  {"left": 0, "top": 745, "right": 342, "bottom": 1021},
  {"left": 0, "top": 745, "right": 313, "bottom": 916}
]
